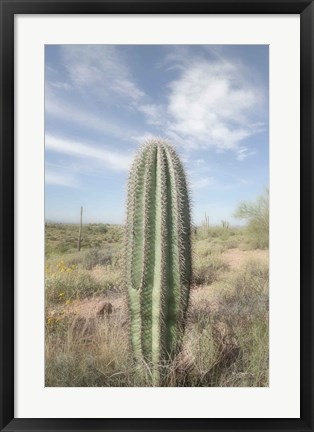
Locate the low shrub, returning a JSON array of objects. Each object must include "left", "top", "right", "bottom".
[
  {"left": 82, "top": 247, "right": 115, "bottom": 270},
  {"left": 193, "top": 253, "right": 229, "bottom": 285},
  {"left": 234, "top": 189, "right": 269, "bottom": 249},
  {"left": 45, "top": 264, "right": 103, "bottom": 303},
  {"left": 45, "top": 311, "right": 134, "bottom": 387}
]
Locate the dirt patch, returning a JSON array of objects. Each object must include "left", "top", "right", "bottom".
[
  {"left": 47, "top": 294, "right": 127, "bottom": 321},
  {"left": 222, "top": 248, "right": 268, "bottom": 270},
  {"left": 48, "top": 248, "right": 268, "bottom": 321},
  {"left": 68, "top": 295, "right": 126, "bottom": 319}
]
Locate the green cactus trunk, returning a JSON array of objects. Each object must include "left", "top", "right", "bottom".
[{"left": 126, "top": 139, "right": 192, "bottom": 384}]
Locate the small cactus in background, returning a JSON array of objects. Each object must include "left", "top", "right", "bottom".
[
  {"left": 77, "top": 206, "right": 83, "bottom": 251},
  {"left": 204, "top": 212, "right": 210, "bottom": 229},
  {"left": 126, "top": 138, "right": 192, "bottom": 384},
  {"left": 221, "top": 220, "right": 229, "bottom": 230}
]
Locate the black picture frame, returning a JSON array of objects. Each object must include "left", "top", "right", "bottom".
[{"left": 0, "top": 0, "right": 313, "bottom": 431}]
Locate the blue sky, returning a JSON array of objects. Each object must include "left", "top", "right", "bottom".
[{"left": 45, "top": 44, "right": 268, "bottom": 225}]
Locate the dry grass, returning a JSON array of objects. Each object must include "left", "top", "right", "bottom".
[{"left": 45, "top": 223, "right": 269, "bottom": 387}]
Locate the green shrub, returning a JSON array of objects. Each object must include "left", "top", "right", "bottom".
[
  {"left": 82, "top": 247, "right": 114, "bottom": 269},
  {"left": 193, "top": 253, "right": 228, "bottom": 285},
  {"left": 45, "top": 267, "right": 103, "bottom": 303},
  {"left": 234, "top": 189, "right": 269, "bottom": 248},
  {"left": 97, "top": 224, "right": 108, "bottom": 234},
  {"left": 220, "top": 260, "right": 268, "bottom": 325}
]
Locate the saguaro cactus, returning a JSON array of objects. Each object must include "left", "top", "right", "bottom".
[
  {"left": 126, "top": 138, "right": 192, "bottom": 383},
  {"left": 77, "top": 206, "right": 83, "bottom": 251}
]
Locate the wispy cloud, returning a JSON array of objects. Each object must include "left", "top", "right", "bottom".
[
  {"left": 194, "top": 159, "right": 206, "bottom": 167},
  {"left": 236, "top": 146, "right": 256, "bottom": 161},
  {"left": 45, "top": 170, "right": 78, "bottom": 188},
  {"left": 111, "top": 79, "right": 144, "bottom": 101},
  {"left": 45, "top": 45, "right": 146, "bottom": 141},
  {"left": 45, "top": 134, "right": 133, "bottom": 171},
  {"left": 137, "top": 53, "right": 266, "bottom": 160},
  {"left": 60, "top": 45, "right": 144, "bottom": 102},
  {"left": 167, "top": 61, "right": 264, "bottom": 150},
  {"left": 44, "top": 45, "right": 268, "bottom": 224},
  {"left": 138, "top": 104, "right": 165, "bottom": 126},
  {"left": 47, "top": 45, "right": 265, "bottom": 162},
  {"left": 191, "top": 176, "right": 215, "bottom": 190},
  {"left": 45, "top": 89, "right": 133, "bottom": 140}
]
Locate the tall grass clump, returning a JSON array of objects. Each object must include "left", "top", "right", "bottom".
[
  {"left": 215, "top": 259, "right": 269, "bottom": 386},
  {"left": 193, "top": 241, "right": 228, "bottom": 285},
  {"left": 45, "top": 312, "right": 134, "bottom": 387},
  {"left": 45, "top": 259, "right": 123, "bottom": 303}
]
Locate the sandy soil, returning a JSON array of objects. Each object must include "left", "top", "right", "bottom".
[
  {"left": 222, "top": 248, "right": 268, "bottom": 270},
  {"left": 48, "top": 248, "right": 268, "bottom": 321}
]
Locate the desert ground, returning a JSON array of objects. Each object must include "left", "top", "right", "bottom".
[{"left": 45, "top": 215, "right": 269, "bottom": 387}]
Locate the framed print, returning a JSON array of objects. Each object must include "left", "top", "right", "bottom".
[{"left": 0, "top": 0, "right": 313, "bottom": 431}]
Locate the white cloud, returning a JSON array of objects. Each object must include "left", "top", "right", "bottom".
[
  {"left": 45, "top": 91, "right": 131, "bottom": 140},
  {"left": 167, "top": 61, "right": 265, "bottom": 151},
  {"left": 138, "top": 104, "right": 165, "bottom": 126},
  {"left": 191, "top": 176, "right": 215, "bottom": 190},
  {"left": 130, "top": 132, "right": 159, "bottom": 144},
  {"left": 135, "top": 55, "right": 266, "bottom": 160},
  {"left": 236, "top": 146, "right": 256, "bottom": 161},
  {"left": 194, "top": 159, "right": 206, "bottom": 167},
  {"left": 45, "top": 170, "right": 77, "bottom": 188},
  {"left": 46, "top": 46, "right": 266, "bottom": 165},
  {"left": 159, "top": 46, "right": 198, "bottom": 72},
  {"left": 111, "top": 79, "right": 144, "bottom": 101},
  {"left": 60, "top": 45, "right": 144, "bottom": 102},
  {"left": 45, "top": 45, "right": 145, "bottom": 142},
  {"left": 49, "top": 81, "right": 72, "bottom": 91},
  {"left": 45, "top": 134, "right": 133, "bottom": 172}
]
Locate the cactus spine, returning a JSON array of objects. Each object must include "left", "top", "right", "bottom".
[{"left": 126, "top": 139, "right": 192, "bottom": 383}]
